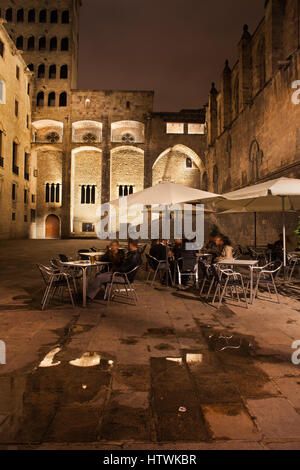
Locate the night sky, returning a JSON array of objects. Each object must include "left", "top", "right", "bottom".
[{"left": 78, "top": 0, "right": 264, "bottom": 111}]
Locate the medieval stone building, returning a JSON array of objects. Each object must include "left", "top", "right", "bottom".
[{"left": 0, "top": 0, "right": 299, "bottom": 242}]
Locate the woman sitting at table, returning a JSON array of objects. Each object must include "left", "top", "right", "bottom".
[
  {"left": 101, "top": 241, "right": 125, "bottom": 271},
  {"left": 214, "top": 234, "right": 234, "bottom": 262}
]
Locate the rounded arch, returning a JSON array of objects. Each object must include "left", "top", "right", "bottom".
[
  {"left": 32, "top": 120, "right": 64, "bottom": 143},
  {"left": 72, "top": 146, "right": 103, "bottom": 155},
  {"left": 152, "top": 144, "right": 204, "bottom": 172},
  {"left": 152, "top": 145, "right": 204, "bottom": 189},
  {"left": 72, "top": 120, "right": 102, "bottom": 143},
  {"left": 111, "top": 120, "right": 145, "bottom": 143}
]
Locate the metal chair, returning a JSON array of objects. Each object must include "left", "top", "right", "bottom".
[
  {"left": 198, "top": 261, "right": 216, "bottom": 299},
  {"left": 211, "top": 264, "right": 248, "bottom": 309},
  {"left": 104, "top": 265, "right": 141, "bottom": 305},
  {"left": 252, "top": 261, "right": 282, "bottom": 304},
  {"left": 287, "top": 254, "right": 299, "bottom": 282},
  {"left": 145, "top": 254, "right": 173, "bottom": 287},
  {"left": 176, "top": 254, "right": 199, "bottom": 288},
  {"left": 37, "top": 264, "right": 76, "bottom": 310}
]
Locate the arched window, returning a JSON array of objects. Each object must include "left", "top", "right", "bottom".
[
  {"left": 213, "top": 165, "right": 219, "bottom": 193},
  {"left": 60, "top": 65, "right": 68, "bottom": 79},
  {"left": 86, "top": 186, "right": 91, "bottom": 204},
  {"left": 61, "top": 38, "right": 69, "bottom": 51},
  {"left": 48, "top": 92, "right": 56, "bottom": 107},
  {"left": 91, "top": 185, "right": 96, "bottom": 204},
  {"left": 39, "top": 10, "right": 47, "bottom": 23},
  {"left": 27, "top": 63, "right": 34, "bottom": 72},
  {"left": 45, "top": 183, "right": 50, "bottom": 203},
  {"left": 37, "top": 92, "right": 44, "bottom": 107},
  {"left": 39, "top": 37, "right": 46, "bottom": 50},
  {"left": 186, "top": 157, "right": 193, "bottom": 168},
  {"left": 234, "top": 77, "right": 239, "bottom": 117},
  {"left": 38, "top": 64, "right": 45, "bottom": 78},
  {"left": 50, "top": 37, "right": 57, "bottom": 51},
  {"left": 27, "top": 36, "right": 35, "bottom": 50},
  {"left": 55, "top": 184, "right": 60, "bottom": 203},
  {"left": 16, "top": 36, "right": 24, "bottom": 50},
  {"left": 28, "top": 9, "right": 35, "bottom": 23},
  {"left": 17, "top": 9, "right": 24, "bottom": 22},
  {"left": 49, "top": 65, "right": 56, "bottom": 79},
  {"left": 59, "top": 92, "right": 67, "bottom": 107},
  {"left": 50, "top": 184, "right": 55, "bottom": 203},
  {"left": 5, "top": 8, "right": 12, "bottom": 22},
  {"left": 257, "top": 38, "right": 266, "bottom": 89},
  {"left": 62, "top": 10, "right": 69, "bottom": 23},
  {"left": 50, "top": 10, "right": 58, "bottom": 23},
  {"left": 81, "top": 186, "right": 85, "bottom": 204}
]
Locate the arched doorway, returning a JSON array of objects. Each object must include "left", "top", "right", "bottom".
[{"left": 45, "top": 214, "right": 60, "bottom": 239}]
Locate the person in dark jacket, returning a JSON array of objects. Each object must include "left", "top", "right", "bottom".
[
  {"left": 87, "top": 239, "right": 142, "bottom": 300},
  {"left": 101, "top": 241, "right": 125, "bottom": 271}
]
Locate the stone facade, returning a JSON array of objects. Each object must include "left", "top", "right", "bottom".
[
  {"left": 0, "top": 0, "right": 299, "bottom": 242},
  {"left": 0, "top": 21, "right": 35, "bottom": 239}
]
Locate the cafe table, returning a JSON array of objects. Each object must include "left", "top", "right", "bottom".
[
  {"left": 216, "top": 259, "right": 259, "bottom": 304},
  {"left": 62, "top": 260, "right": 110, "bottom": 307}
]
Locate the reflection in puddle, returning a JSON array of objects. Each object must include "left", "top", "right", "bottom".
[
  {"left": 186, "top": 353, "right": 203, "bottom": 364},
  {"left": 166, "top": 357, "right": 183, "bottom": 364},
  {"left": 69, "top": 352, "right": 101, "bottom": 368},
  {"left": 39, "top": 347, "right": 61, "bottom": 368}
]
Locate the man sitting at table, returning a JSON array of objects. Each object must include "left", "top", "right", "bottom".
[
  {"left": 214, "top": 234, "right": 234, "bottom": 262},
  {"left": 87, "top": 239, "right": 142, "bottom": 301},
  {"left": 101, "top": 241, "right": 125, "bottom": 271}
]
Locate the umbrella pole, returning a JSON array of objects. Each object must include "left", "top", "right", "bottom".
[
  {"left": 254, "top": 212, "right": 257, "bottom": 249},
  {"left": 282, "top": 196, "right": 287, "bottom": 277}
]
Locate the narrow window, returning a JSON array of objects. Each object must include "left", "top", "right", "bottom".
[
  {"left": 12, "top": 142, "right": 18, "bottom": 174},
  {"left": 86, "top": 185, "right": 91, "bottom": 204},
  {"left": 38, "top": 64, "right": 45, "bottom": 78},
  {"left": 12, "top": 184, "right": 16, "bottom": 201},
  {"left": 16, "top": 66, "right": 20, "bottom": 80},
  {"left": 27, "top": 37, "right": 35, "bottom": 50},
  {"left": 81, "top": 186, "right": 85, "bottom": 204},
  {"left": 50, "top": 183, "right": 55, "bottom": 203},
  {"left": 55, "top": 184, "right": 60, "bottom": 203},
  {"left": 61, "top": 37, "right": 69, "bottom": 51},
  {"left": 50, "top": 37, "right": 57, "bottom": 51},
  {"left": 186, "top": 157, "right": 193, "bottom": 168},
  {"left": 24, "top": 189, "right": 28, "bottom": 204},
  {"left": 59, "top": 92, "right": 67, "bottom": 107},
  {"left": 45, "top": 183, "right": 50, "bottom": 203},
  {"left": 60, "top": 65, "right": 68, "bottom": 79},
  {"left": 16, "top": 36, "right": 24, "bottom": 50},
  {"left": 49, "top": 65, "right": 56, "bottom": 79},
  {"left": 15, "top": 100, "right": 19, "bottom": 117},
  {"left": 0, "top": 40, "right": 4, "bottom": 57},
  {"left": 91, "top": 185, "right": 96, "bottom": 204},
  {"left": 27, "top": 63, "right": 34, "bottom": 72},
  {"left": 48, "top": 92, "right": 56, "bottom": 107},
  {"left": 28, "top": 9, "right": 35, "bottom": 23},
  {"left": 62, "top": 10, "right": 69, "bottom": 23},
  {"left": 5, "top": 8, "right": 12, "bottom": 22},
  {"left": 39, "top": 10, "right": 47, "bottom": 23},
  {"left": 39, "top": 37, "right": 46, "bottom": 51},
  {"left": 37, "top": 91, "right": 44, "bottom": 107},
  {"left": 50, "top": 10, "right": 58, "bottom": 23},
  {"left": 17, "top": 9, "right": 24, "bottom": 22}
]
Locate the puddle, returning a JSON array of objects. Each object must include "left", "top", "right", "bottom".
[
  {"left": 69, "top": 352, "right": 102, "bottom": 368},
  {"left": 145, "top": 328, "right": 175, "bottom": 337},
  {"left": 154, "top": 343, "right": 176, "bottom": 351},
  {"left": 39, "top": 347, "right": 61, "bottom": 368},
  {"left": 119, "top": 337, "right": 139, "bottom": 345}
]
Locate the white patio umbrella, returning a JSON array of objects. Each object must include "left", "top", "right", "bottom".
[
  {"left": 110, "top": 181, "right": 219, "bottom": 206},
  {"left": 214, "top": 177, "right": 300, "bottom": 268}
]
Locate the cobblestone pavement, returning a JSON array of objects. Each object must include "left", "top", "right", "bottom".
[{"left": 0, "top": 240, "right": 300, "bottom": 450}]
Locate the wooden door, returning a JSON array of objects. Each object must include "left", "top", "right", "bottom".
[{"left": 45, "top": 214, "right": 60, "bottom": 239}]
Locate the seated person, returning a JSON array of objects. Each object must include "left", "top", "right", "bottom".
[
  {"left": 149, "top": 239, "right": 168, "bottom": 263},
  {"left": 172, "top": 239, "right": 183, "bottom": 260},
  {"left": 87, "top": 239, "right": 142, "bottom": 301},
  {"left": 268, "top": 233, "right": 283, "bottom": 261},
  {"left": 176, "top": 239, "right": 198, "bottom": 286},
  {"left": 214, "top": 234, "right": 234, "bottom": 262},
  {"left": 101, "top": 241, "right": 124, "bottom": 271}
]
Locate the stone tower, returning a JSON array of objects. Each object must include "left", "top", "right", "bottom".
[{"left": 0, "top": 0, "right": 81, "bottom": 117}]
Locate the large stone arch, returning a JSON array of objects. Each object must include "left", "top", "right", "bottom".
[
  {"left": 152, "top": 144, "right": 205, "bottom": 189},
  {"left": 71, "top": 146, "right": 102, "bottom": 235},
  {"left": 110, "top": 146, "right": 144, "bottom": 200},
  {"left": 32, "top": 119, "right": 64, "bottom": 143}
]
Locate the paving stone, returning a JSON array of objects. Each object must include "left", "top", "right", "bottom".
[
  {"left": 247, "top": 397, "right": 300, "bottom": 439},
  {"left": 202, "top": 404, "right": 260, "bottom": 440},
  {"left": 274, "top": 377, "right": 300, "bottom": 408}
]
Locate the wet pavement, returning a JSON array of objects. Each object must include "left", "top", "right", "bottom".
[{"left": 0, "top": 240, "right": 300, "bottom": 450}]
